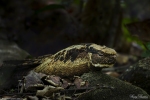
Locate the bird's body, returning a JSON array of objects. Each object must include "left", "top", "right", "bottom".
[{"left": 34, "top": 43, "right": 117, "bottom": 77}]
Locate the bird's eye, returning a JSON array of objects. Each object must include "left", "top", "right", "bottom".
[
  {"left": 89, "top": 47, "right": 97, "bottom": 53},
  {"left": 89, "top": 47, "right": 94, "bottom": 50}
]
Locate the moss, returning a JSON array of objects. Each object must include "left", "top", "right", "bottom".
[
  {"left": 120, "top": 57, "right": 150, "bottom": 94},
  {"left": 77, "top": 71, "right": 150, "bottom": 100}
]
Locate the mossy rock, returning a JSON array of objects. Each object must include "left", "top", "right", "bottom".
[
  {"left": 120, "top": 57, "right": 150, "bottom": 94},
  {"left": 77, "top": 71, "right": 150, "bottom": 100}
]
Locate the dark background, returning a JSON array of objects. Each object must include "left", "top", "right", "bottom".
[{"left": 0, "top": 0, "right": 149, "bottom": 61}]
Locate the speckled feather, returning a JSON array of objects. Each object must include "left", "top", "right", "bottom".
[{"left": 34, "top": 43, "right": 117, "bottom": 77}]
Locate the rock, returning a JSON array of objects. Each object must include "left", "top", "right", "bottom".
[
  {"left": 77, "top": 71, "right": 150, "bottom": 100},
  {"left": 120, "top": 57, "right": 150, "bottom": 94},
  {"left": 0, "top": 39, "right": 29, "bottom": 65},
  {"left": 0, "top": 38, "right": 30, "bottom": 91}
]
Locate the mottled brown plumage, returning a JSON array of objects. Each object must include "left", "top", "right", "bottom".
[{"left": 34, "top": 43, "right": 117, "bottom": 77}]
